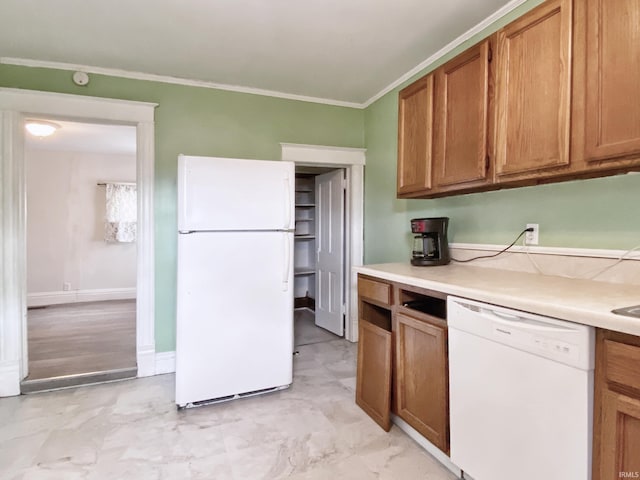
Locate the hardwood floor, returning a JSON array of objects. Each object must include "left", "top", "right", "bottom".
[{"left": 26, "top": 300, "right": 136, "bottom": 382}]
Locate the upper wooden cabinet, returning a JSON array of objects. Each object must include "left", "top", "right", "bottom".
[
  {"left": 433, "top": 40, "right": 493, "bottom": 191},
  {"left": 396, "top": 0, "right": 640, "bottom": 199},
  {"left": 397, "top": 75, "right": 434, "bottom": 195},
  {"left": 572, "top": 0, "right": 640, "bottom": 169},
  {"left": 494, "top": 0, "right": 572, "bottom": 180}
]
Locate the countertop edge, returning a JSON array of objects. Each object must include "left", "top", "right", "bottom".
[{"left": 354, "top": 264, "right": 640, "bottom": 337}]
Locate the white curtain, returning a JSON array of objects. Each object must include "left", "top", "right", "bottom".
[{"left": 105, "top": 183, "right": 137, "bottom": 243}]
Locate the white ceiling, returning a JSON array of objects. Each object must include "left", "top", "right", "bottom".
[
  {"left": 1, "top": 0, "right": 517, "bottom": 105},
  {"left": 25, "top": 120, "right": 136, "bottom": 155}
]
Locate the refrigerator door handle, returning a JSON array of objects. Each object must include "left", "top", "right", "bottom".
[
  {"left": 284, "top": 177, "right": 292, "bottom": 230},
  {"left": 283, "top": 233, "right": 291, "bottom": 292}
]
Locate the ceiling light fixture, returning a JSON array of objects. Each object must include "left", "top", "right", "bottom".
[{"left": 25, "top": 120, "right": 61, "bottom": 138}]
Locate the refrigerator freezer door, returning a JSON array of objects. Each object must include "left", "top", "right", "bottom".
[
  {"left": 175, "top": 231, "right": 294, "bottom": 406},
  {"left": 178, "top": 155, "right": 295, "bottom": 232}
]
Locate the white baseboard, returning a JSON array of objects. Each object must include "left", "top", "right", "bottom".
[
  {"left": 27, "top": 288, "right": 136, "bottom": 307},
  {"left": 137, "top": 346, "right": 156, "bottom": 377},
  {"left": 391, "top": 414, "right": 462, "bottom": 478},
  {"left": 155, "top": 351, "right": 176, "bottom": 375},
  {"left": 0, "top": 360, "right": 21, "bottom": 397}
]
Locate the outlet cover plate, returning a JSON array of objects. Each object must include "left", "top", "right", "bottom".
[{"left": 525, "top": 224, "right": 539, "bottom": 245}]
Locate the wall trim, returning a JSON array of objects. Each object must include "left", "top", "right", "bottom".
[
  {"left": 450, "top": 243, "right": 640, "bottom": 260},
  {"left": 392, "top": 414, "right": 462, "bottom": 478},
  {"left": 0, "top": 89, "right": 156, "bottom": 396},
  {"left": 0, "top": 360, "right": 21, "bottom": 397},
  {"left": 0, "top": 58, "right": 362, "bottom": 110},
  {"left": 27, "top": 288, "right": 136, "bottom": 307},
  {"left": 0, "top": 87, "right": 156, "bottom": 121},
  {"left": 363, "top": 0, "right": 530, "bottom": 107},
  {"left": 155, "top": 351, "right": 176, "bottom": 375},
  {"left": 2, "top": 0, "right": 530, "bottom": 111},
  {"left": 282, "top": 143, "right": 365, "bottom": 343}
]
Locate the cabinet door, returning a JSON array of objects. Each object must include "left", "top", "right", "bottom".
[
  {"left": 573, "top": 0, "right": 640, "bottom": 167},
  {"left": 397, "top": 75, "right": 434, "bottom": 196},
  {"left": 597, "top": 390, "right": 640, "bottom": 479},
  {"left": 395, "top": 312, "right": 449, "bottom": 452},
  {"left": 494, "top": 0, "right": 572, "bottom": 179},
  {"left": 356, "top": 320, "right": 392, "bottom": 431},
  {"left": 433, "top": 40, "right": 492, "bottom": 189}
]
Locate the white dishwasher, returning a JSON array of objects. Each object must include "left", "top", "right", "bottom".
[{"left": 447, "top": 296, "right": 595, "bottom": 480}]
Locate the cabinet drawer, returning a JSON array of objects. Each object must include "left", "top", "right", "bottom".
[
  {"left": 358, "top": 277, "right": 392, "bottom": 306},
  {"left": 604, "top": 340, "right": 640, "bottom": 391}
]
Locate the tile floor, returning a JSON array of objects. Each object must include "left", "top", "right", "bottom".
[
  {"left": 1, "top": 339, "right": 457, "bottom": 480},
  {"left": 293, "top": 309, "right": 339, "bottom": 347}
]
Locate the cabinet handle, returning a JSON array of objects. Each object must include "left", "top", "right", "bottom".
[{"left": 485, "top": 155, "right": 490, "bottom": 173}]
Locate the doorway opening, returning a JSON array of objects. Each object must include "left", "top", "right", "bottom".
[
  {"left": 293, "top": 167, "right": 346, "bottom": 348},
  {"left": 282, "top": 143, "right": 365, "bottom": 345},
  {"left": 21, "top": 118, "right": 138, "bottom": 393}
]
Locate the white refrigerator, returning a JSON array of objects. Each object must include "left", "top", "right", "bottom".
[{"left": 175, "top": 154, "right": 295, "bottom": 408}]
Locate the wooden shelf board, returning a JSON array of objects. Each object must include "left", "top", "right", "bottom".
[{"left": 294, "top": 268, "right": 316, "bottom": 276}]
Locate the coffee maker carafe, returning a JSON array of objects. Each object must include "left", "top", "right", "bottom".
[{"left": 410, "top": 217, "right": 450, "bottom": 266}]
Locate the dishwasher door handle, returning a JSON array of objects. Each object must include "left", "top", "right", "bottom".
[{"left": 479, "top": 308, "right": 576, "bottom": 333}]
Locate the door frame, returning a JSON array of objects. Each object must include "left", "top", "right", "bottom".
[
  {"left": 0, "top": 87, "right": 157, "bottom": 397},
  {"left": 281, "top": 143, "right": 365, "bottom": 342}
]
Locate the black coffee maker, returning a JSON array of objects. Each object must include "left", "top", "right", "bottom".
[{"left": 410, "top": 217, "right": 450, "bottom": 266}]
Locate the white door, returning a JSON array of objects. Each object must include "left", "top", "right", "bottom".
[
  {"left": 315, "top": 170, "right": 345, "bottom": 336},
  {"left": 178, "top": 155, "right": 294, "bottom": 231},
  {"left": 175, "top": 230, "right": 294, "bottom": 406}
]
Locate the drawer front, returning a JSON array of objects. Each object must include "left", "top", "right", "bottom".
[
  {"left": 604, "top": 340, "right": 640, "bottom": 391},
  {"left": 358, "top": 277, "right": 392, "bottom": 306}
]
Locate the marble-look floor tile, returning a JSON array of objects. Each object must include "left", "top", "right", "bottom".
[{"left": 0, "top": 339, "right": 457, "bottom": 480}]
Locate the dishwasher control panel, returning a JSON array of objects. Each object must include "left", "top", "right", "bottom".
[{"left": 449, "top": 296, "right": 594, "bottom": 370}]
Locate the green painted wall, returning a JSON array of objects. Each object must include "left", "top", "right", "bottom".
[
  {"left": 5, "top": 0, "right": 640, "bottom": 350},
  {"left": 363, "top": 0, "right": 640, "bottom": 264},
  {"left": 0, "top": 64, "right": 364, "bottom": 351}
]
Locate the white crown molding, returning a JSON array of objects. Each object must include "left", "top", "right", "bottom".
[
  {"left": 0, "top": 57, "right": 363, "bottom": 109},
  {"left": 362, "top": 0, "right": 530, "bottom": 108},
  {"left": 2, "top": 0, "right": 531, "bottom": 110},
  {"left": 450, "top": 243, "right": 640, "bottom": 260}
]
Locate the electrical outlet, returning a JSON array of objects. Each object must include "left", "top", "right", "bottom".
[
  {"left": 525, "top": 224, "right": 539, "bottom": 245},
  {"left": 63, "top": 282, "right": 71, "bottom": 291}
]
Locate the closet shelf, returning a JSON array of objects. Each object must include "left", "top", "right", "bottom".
[{"left": 294, "top": 267, "right": 316, "bottom": 276}]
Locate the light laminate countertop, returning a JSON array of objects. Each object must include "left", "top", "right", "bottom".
[{"left": 354, "top": 263, "right": 640, "bottom": 336}]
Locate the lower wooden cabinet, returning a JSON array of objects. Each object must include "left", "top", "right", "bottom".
[
  {"left": 356, "top": 320, "right": 392, "bottom": 432},
  {"left": 355, "top": 275, "right": 450, "bottom": 454},
  {"left": 395, "top": 311, "right": 449, "bottom": 453},
  {"left": 593, "top": 330, "right": 640, "bottom": 479},
  {"left": 598, "top": 390, "right": 640, "bottom": 477}
]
